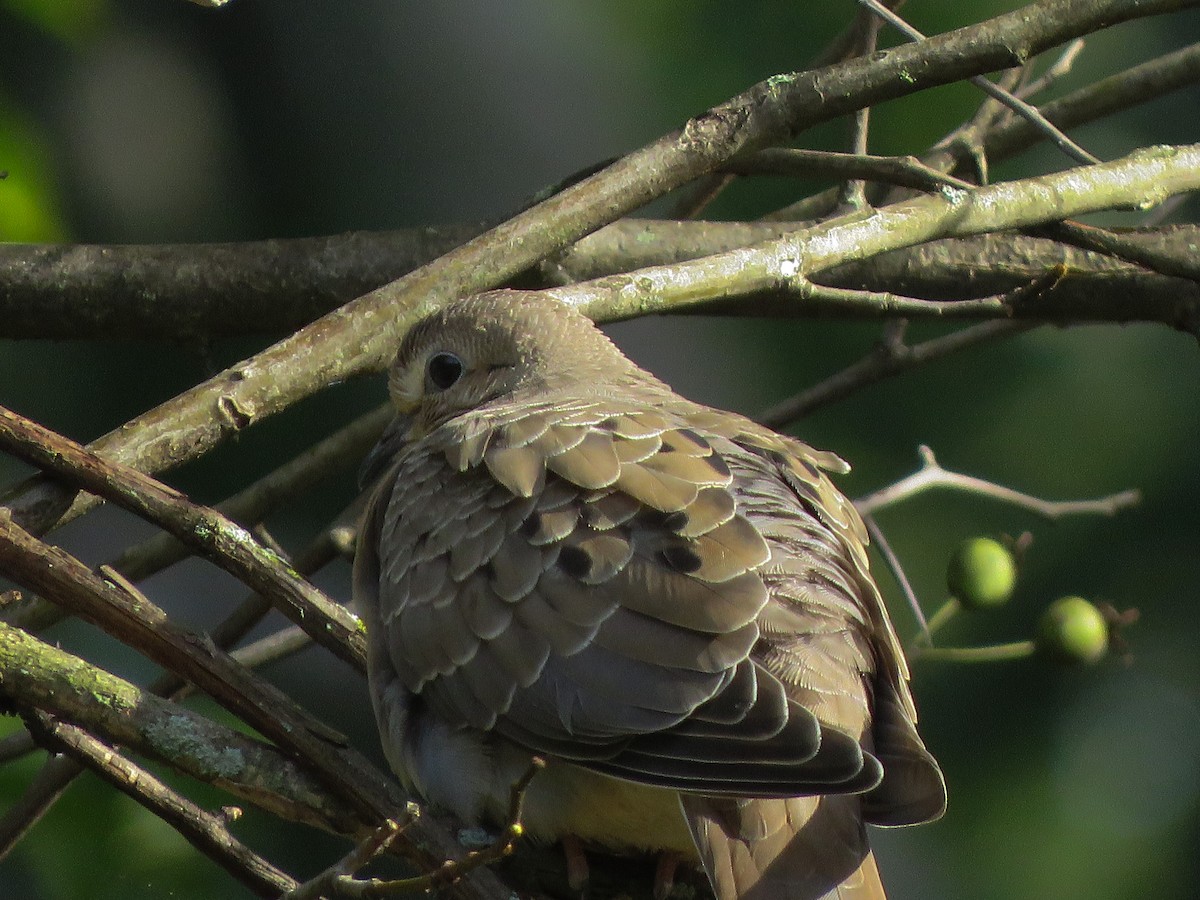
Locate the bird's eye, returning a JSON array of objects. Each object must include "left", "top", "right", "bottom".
[{"left": 426, "top": 352, "right": 464, "bottom": 391}]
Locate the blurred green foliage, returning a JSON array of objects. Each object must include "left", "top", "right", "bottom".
[
  {"left": 0, "top": 100, "right": 67, "bottom": 242},
  {"left": 1, "top": 1, "right": 1198, "bottom": 898},
  {"left": 1, "top": 0, "right": 106, "bottom": 42}
]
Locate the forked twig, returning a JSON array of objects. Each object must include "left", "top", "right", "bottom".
[
  {"left": 286, "top": 759, "right": 546, "bottom": 898},
  {"left": 855, "top": 0, "right": 1100, "bottom": 165},
  {"left": 855, "top": 445, "right": 1140, "bottom": 517}
]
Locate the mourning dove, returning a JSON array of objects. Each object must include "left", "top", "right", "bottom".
[{"left": 354, "top": 291, "right": 946, "bottom": 900}]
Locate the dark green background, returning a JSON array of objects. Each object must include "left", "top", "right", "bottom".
[{"left": 2, "top": 1, "right": 1198, "bottom": 897}]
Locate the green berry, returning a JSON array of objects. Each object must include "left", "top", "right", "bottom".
[
  {"left": 946, "top": 537, "right": 1017, "bottom": 610},
  {"left": 1037, "top": 596, "right": 1109, "bottom": 664}
]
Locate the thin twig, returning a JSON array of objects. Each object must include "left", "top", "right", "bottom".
[
  {"left": 922, "top": 599, "right": 963, "bottom": 642},
  {"left": 0, "top": 403, "right": 365, "bottom": 670},
  {"left": 230, "top": 625, "right": 314, "bottom": 674},
  {"left": 25, "top": 713, "right": 299, "bottom": 897},
  {"left": 1140, "top": 192, "right": 1190, "bottom": 227},
  {"left": 773, "top": 41, "right": 1200, "bottom": 221},
  {"left": 667, "top": 172, "right": 737, "bottom": 220},
  {"left": 0, "top": 620, "right": 366, "bottom": 834},
  {"left": 911, "top": 640, "right": 1038, "bottom": 663},
  {"left": 1015, "top": 39, "right": 1086, "bottom": 100},
  {"left": 864, "top": 514, "right": 929, "bottom": 637},
  {"left": 757, "top": 281, "right": 1053, "bottom": 429},
  {"left": 2, "top": 0, "right": 1179, "bottom": 537},
  {"left": 287, "top": 760, "right": 546, "bottom": 899},
  {"left": 726, "top": 149, "right": 975, "bottom": 192},
  {"left": 856, "top": 0, "right": 1100, "bottom": 165},
  {"left": 784, "top": 279, "right": 1010, "bottom": 317},
  {"left": 924, "top": 66, "right": 1028, "bottom": 188},
  {"left": 855, "top": 446, "right": 1141, "bottom": 517},
  {"left": 0, "top": 512, "right": 398, "bottom": 824},
  {"left": 0, "top": 754, "right": 80, "bottom": 860},
  {"left": 282, "top": 818, "right": 413, "bottom": 900},
  {"left": 811, "top": 0, "right": 907, "bottom": 67},
  {"left": 840, "top": 9, "right": 882, "bottom": 211},
  {"left": 942, "top": 41, "right": 1200, "bottom": 178}
]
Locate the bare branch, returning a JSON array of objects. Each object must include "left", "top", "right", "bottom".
[
  {"left": 6, "top": 223, "right": 1197, "bottom": 343},
  {"left": 283, "top": 820, "right": 410, "bottom": 900},
  {"left": 855, "top": 446, "right": 1142, "bottom": 517},
  {"left": 295, "top": 760, "right": 546, "bottom": 899},
  {"left": 864, "top": 515, "right": 929, "bottom": 637},
  {"left": 769, "top": 41, "right": 1200, "bottom": 219},
  {"left": 856, "top": 0, "right": 1100, "bottom": 164},
  {"left": 1015, "top": 39, "right": 1086, "bottom": 100},
  {"left": 1033, "top": 219, "right": 1200, "bottom": 281},
  {"left": 2, "top": 404, "right": 383, "bottom": 636},
  {"left": 0, "top": 227, "right": 482, "bottom": 341},
  {"left": 1, "top": 0, "right": 1181, "bottom": 537},
  {"left": 0, "top": 512, "right": 390, "bottom": 821},
  {"left": 546, "top": 145, "right": 1200, "bottom": 326},
  {"left": 755, "top": 266, "right": 1067, "bottom": 427},
  {"left": 0, "top": 755, "right": 78, "bottom": 859},
  {"left": 0, "top": 621, "right": 366, "bottom": 835},
  {"left": 759, "top": 320, "right": 1036, "bottom": 427},
  {"left": 0, "top": 404, "right": 365, "bottom": 669},
  {"left": 941, "top": 40, "right": 1200, "bottom": 174},
  {"left": 24, "top": 713, "right": 298, "bottom": 897},
  {"left": 725, "top": 148, "right": 974, "bottom": 192},
  {"left": 230, "top": 625, "right": 314, "bottom": 672}
]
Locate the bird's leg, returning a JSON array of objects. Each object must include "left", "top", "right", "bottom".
[
  {"left": 652, "top": 850, "right": 685, "bottom": 900},
  {"left": 560, "top": 834, "right": 590, "bottom": 894}
]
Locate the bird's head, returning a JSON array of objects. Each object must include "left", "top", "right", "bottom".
[{"left": 386, "top": 291, "right": 639, "bottom": 432}]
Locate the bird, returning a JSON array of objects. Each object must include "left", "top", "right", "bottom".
[{"left": 353, "top": 290, "right": 946, "bottom": 900}]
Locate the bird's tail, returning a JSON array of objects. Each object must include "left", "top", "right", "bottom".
[{"left": 681, "top": 794, "right": 886, "bottom": 900}]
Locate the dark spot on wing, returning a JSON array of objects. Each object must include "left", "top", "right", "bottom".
[
  {"left": 660, "top": 544, "right": 704, "bottom": 574},
  {"left": 557, "top": 545, "right": 593, "bottom": 580}
]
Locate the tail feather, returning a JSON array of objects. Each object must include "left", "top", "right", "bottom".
[{"left": 681, "top": 794, "right": 886, "bottom": 900}]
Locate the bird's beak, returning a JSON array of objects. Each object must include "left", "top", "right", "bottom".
[{"left": 358, "top": 413, "right": 412, "bottom": 490}]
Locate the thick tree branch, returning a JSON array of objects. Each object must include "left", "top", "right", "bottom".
[
  {"left": 544, "top": 145, "right": 1200, "bottom": 327},
  {"left": 0, "top": 511, "right": 384, "bottom": 815},
  {"left": 1, "top": 0, "right": 1185, "bottom": 536},
  {"left": 0, "top": 227, "right": 482, "bottom": 341},
  {"left": 0, "top": 515, "right": 511, "bottom": 900},
  {"left": 0, "top": 621, "right": 364, "bottom": 835},
  {"left": 767, "top": 40, "right": 1200, "bottom": 219},
  {"left": 0, "top": 404, "right": 365, "bottom": 669},
  {"left": 2, "top": 405, "right": 382, "bottom": 635},
  {"left": 4, "top": 224, "right": 1196, "bottom": 341}
]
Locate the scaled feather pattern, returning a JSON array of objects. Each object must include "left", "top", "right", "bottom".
[{"left": 354, "top": 291, "right": 945, "bottom": 900}]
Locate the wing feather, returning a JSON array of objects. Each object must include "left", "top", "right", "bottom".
[{"left": 370, "top": 402, "right": 919, "bottom": 800}]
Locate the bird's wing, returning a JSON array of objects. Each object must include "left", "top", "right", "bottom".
[
  {"left": 708, "top": 414, "right": 947, "bottom": 825},
  {"left": 370, "top": 398, "right": 881, "bottom": 799}
]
